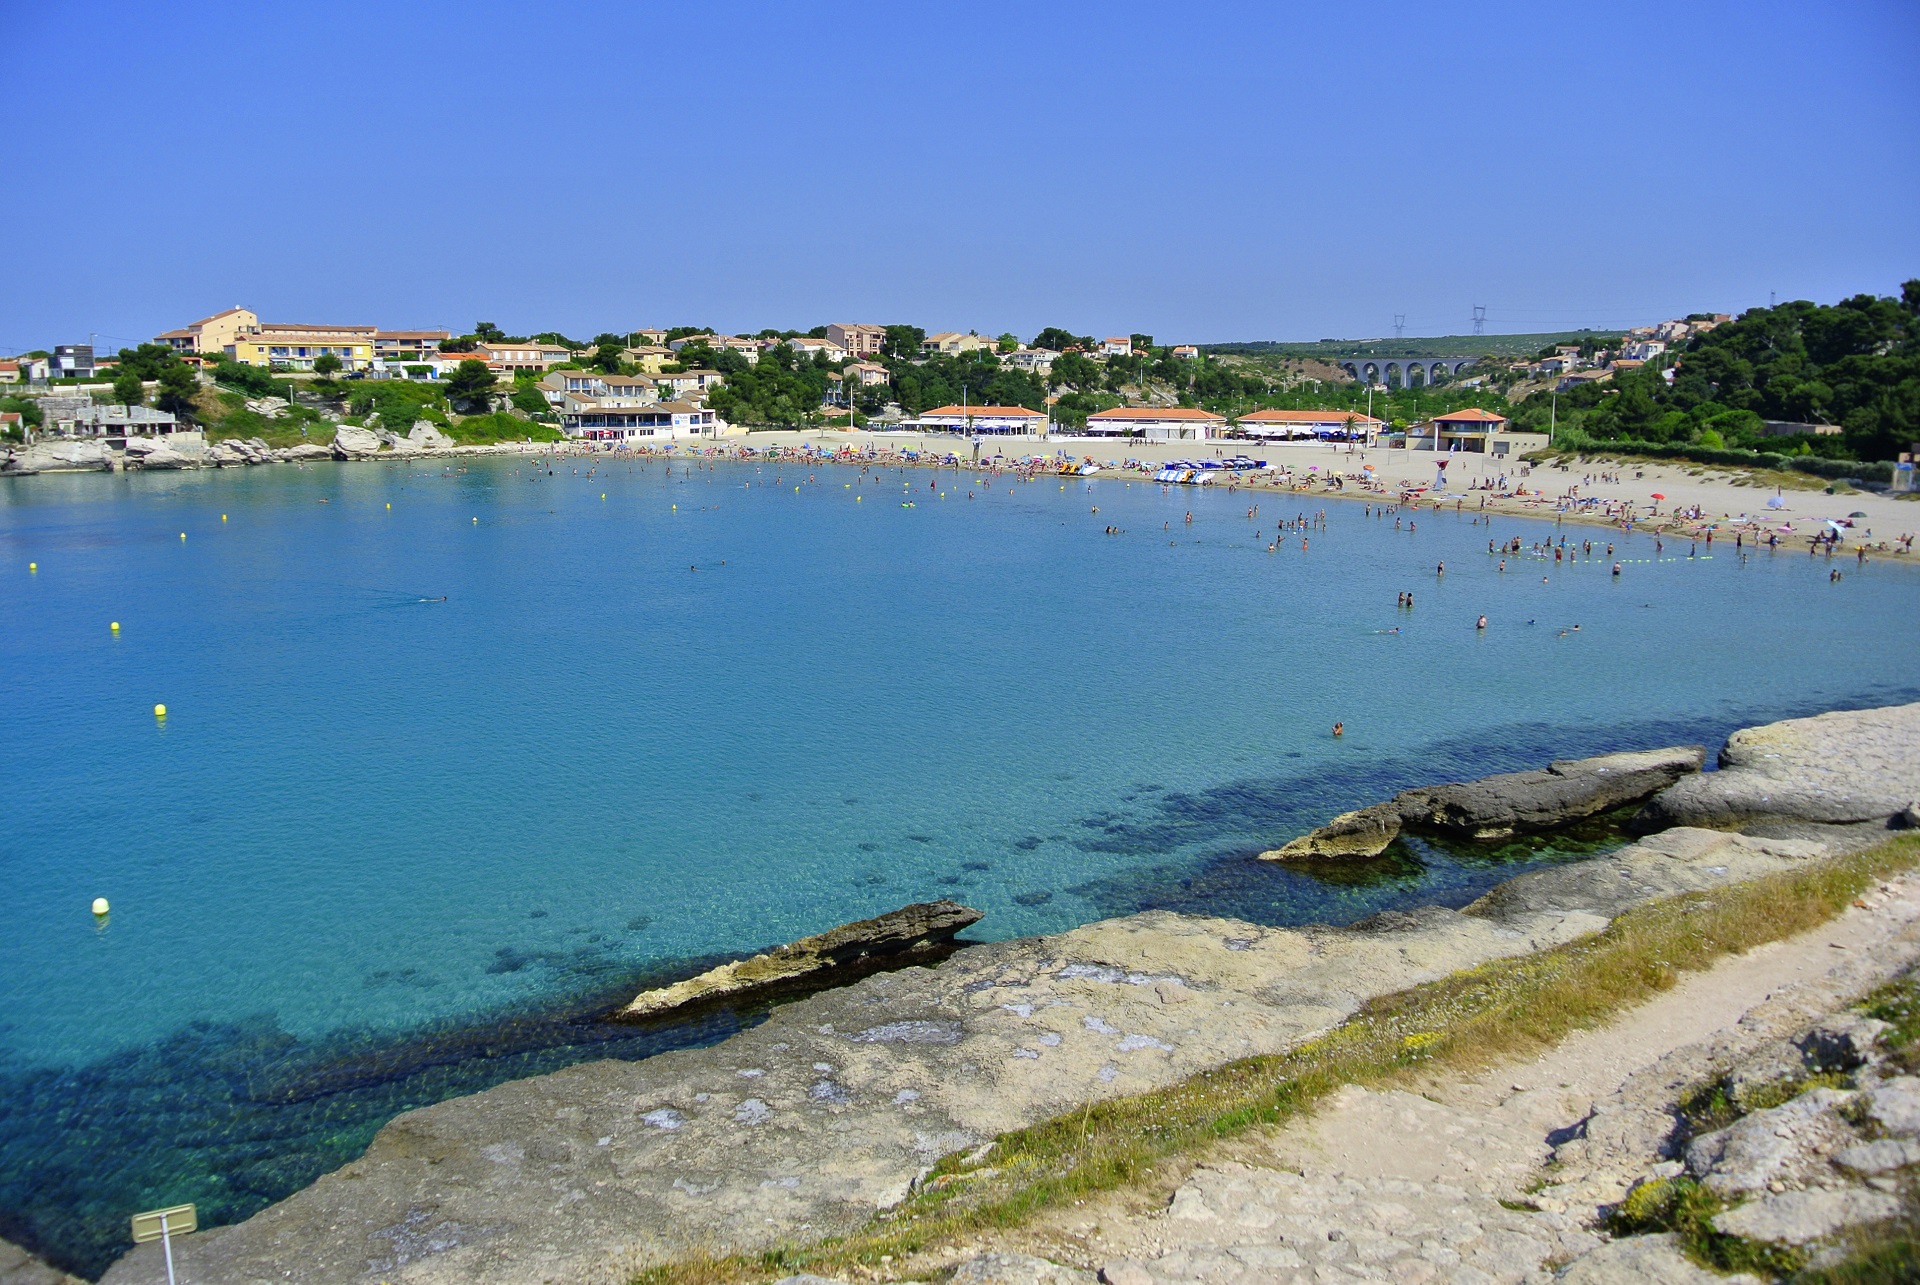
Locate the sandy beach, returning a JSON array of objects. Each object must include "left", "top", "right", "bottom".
[{"left": 624, "top": 428, "right": 1920, "bottom": 557}]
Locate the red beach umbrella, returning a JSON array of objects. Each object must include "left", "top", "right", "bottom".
[{"left": 1650, "top": 492, "right": 1666, "bottom": 500}]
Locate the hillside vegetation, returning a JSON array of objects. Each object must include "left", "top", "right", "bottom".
[{"left": 1510, "top": 281, "right": 1920, "bottom": 466}]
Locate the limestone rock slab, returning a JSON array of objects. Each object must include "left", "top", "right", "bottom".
[{"left": 1637, "top": 703, "right": 1920, "bottom": 830}]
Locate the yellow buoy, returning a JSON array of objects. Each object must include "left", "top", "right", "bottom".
[
  {"left": 180, "top": 533, "right": 187, "bottom": 540},
  {"left": 92, "top": 897, "right": 109, "bottom": 917},
  {"left": 672, "top": 504, "right": 677, "bottom": 510},
  {"left": 472, "top": 517, "right": 478, "bottom": 523},
  {"left": 601, "top": 493, "right": 606, "bottom": 499},
  {"left": 386, "top": 503, "right": 391, "bottom": 510},
  {"left": 110, "top": 622, "right": 120, "bottom": 632},
  {"left": 153, "top": 703, "right": 167, "bottom": 718},
  {"left": 28, "top": 562, "right": 36, "bottom": 572},
  {"left": 221, "top": 514, "right": 227, "bottom": 521}
]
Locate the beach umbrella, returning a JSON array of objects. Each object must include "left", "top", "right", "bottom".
[
  {"left": 1849, "top": 511, "right": 1868, "bottom": 518},
  {"left": 1650, "top": 492, "right": 1666, "bottom": 500},
  {"left": 1766, "top": 496, "right": 1786, "bottom": 509}
]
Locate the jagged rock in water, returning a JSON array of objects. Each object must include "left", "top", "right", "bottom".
[
  {"left": 613, "top": 899, "right": 983, "bottom": 1021},
  {"left": 1260, "top": 801, "right": 1403, "bottom": 860},
  {"left": 1262, "top": 745, "right": 1705, "bottom": 859}
]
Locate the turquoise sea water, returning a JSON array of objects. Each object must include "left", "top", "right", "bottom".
[{"left": 2, "top": 455, "right": 1914, "bottom": 1274}]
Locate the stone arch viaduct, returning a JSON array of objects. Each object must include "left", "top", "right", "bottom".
[{"left": 1334, "top": 356, "right": 1479, "bottom": 388}]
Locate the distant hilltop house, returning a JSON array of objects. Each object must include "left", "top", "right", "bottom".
[
  {"left": 1235, "top": 409, "right": 1384, "bottom": 440},
  {"left": 2, "top": 355, "right": 51, "bottom": 382},
  {"left": 824, "top": 323, "right": 886, "bottom": 357},
  {"left": 1085, "top": 405, "right": 1224, "bottom": 441},
  {"left": 628, "top": 328, "right": 669, "bottom": 346},
  {"left": 666, "top": 334, "right": 760, "bottom": 364},
  {"left": 1001, "top": 347, "right": 1059, "bottom": 374},
  {"left": 843, "top": 361, "right": 890, "bottom": 387},
  {"left": 622, "top": 344, "right": 677, "bottom": 373},
  {"left": 920, "top": 332, "right": 995, "bottom": 358},
  {"left": 1100, "top": 337, "right": 1133, "bottom": 357},
  {"left": 915, "top": 404, "right": 1047, "bottom": 434},
  {"left": 374, "top": 330, "right": 449, "bottom": 362},
  {"left": 1622, "top": 339, "right": 1667, "bottom": 362},
  {"left": 475, "top": 340, "right": 571, "bottom": 374},
  {"left": 223, "top": 324, "right": 377, "bottom": 372},
  {"left": 1171, "top": 345, "right": 1200, "bottom": 360},
  {"left": 787, "top": 336, "right": 849, "bottom": 362},
  {"left": 154, "top": 306, "right": 259, "bottom": 354}
]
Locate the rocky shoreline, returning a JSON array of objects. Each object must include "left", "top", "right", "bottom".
[
  {"left": 0, "top": 424, "right": 552, "bottom": 475},
  {"left": 92, "top": 702, "right": 1920, "bottom": 1285}
]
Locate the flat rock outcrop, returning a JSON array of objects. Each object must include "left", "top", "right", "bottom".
[
  {"left": 1635, "top": 702, "right": 1920, "bottom": 831},
  {"left": 101, "top": 826, "right": 1848, "bottom": 1285},
  {"left": 1263, "top": 745, "right": 1705, "bottom": 859},
  {"left": 614, "top": 900, "right": 984, "bottom": 1021}
]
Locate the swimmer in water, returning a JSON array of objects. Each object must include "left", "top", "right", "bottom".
[
  {"left": 1332, "top": 722, "right": 1344, "bottom": 737},
  {"left": 1476, "top": 615, "right": 1487, "bottom": 630}
]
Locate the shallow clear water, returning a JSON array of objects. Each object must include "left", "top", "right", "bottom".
[{"left": 1, "top": 456, "right": 1913, "bottom": 1273}]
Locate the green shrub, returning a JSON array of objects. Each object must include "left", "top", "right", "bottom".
[{"left": 446, "top": 412, "right": 562, "bottom": 444}]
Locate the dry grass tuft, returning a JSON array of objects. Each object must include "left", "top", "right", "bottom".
[{"left": 631, "top": 834, "right": 1920, "bottom": 1285}]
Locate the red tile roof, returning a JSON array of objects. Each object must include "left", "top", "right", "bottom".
[
  {"left": 1238, "top": 409, "right": 1383, "bottom": 425},
  {"left": 921, "top": 405, "right": 1044, "bottom": 417},
  {"left": 1432, "top": 408, "right": 1507, "bottom": 424},
  {"left": 1086, "top": 406, "right": 1222, "bottom": 421}
]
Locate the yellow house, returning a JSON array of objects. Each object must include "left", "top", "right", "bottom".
[
  {"left": 154, "top": 306, "right": 260, "bottom": 354},
  {"left": 226, "top": 326, "right": 376, "bottom": 371}
]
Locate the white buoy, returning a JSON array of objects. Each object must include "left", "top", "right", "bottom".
[{"left": 92, "top": 897, "right": 109, "bottom": 916}]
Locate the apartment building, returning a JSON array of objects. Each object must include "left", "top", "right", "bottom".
[{"left": 824, "top": 323, "right": 885, "bottom": 357}]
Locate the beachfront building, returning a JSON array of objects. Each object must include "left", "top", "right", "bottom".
[
  {"left": 561, "top": 399, "right": 716, "bottom": 442},
  {"left": 1403, "top": 408, "right": 1546, "bottom": 459},
  {"left": 224, "top": 327, "right": 375, "bottom": 372},
  {"left": 1236, "top": 409, "right": 1384, "bottom": 441},
  {"left": 475, "top": 340, "right": 571, "bottom": 374},
  {"left": 540, "top": 371, "right": 660, "bottom": 405},
  {"left": 825, "top": 323, "right": 886, "bottom": 357},
  {"left": 1084, "top": 406, "right": 1224, "bottom": 441},
  {"left": 916, "top": 404, "right": 1047, "bottom": 435},
  {"left": 40, "top": 395, "right": 185, "bottom": 439},
  {"left": 154, "top": 306, "right": 260, "bottom": 354}
]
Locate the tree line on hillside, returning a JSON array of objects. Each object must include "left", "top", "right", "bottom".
[{"left": 1509, "top": 281, "right": 1920, "bottom": 463}]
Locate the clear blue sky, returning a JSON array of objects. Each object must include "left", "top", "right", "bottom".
[{"left": 3, "top": 0, "right": 1914, "bottom": 352}]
